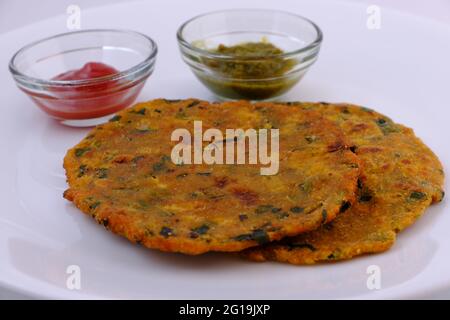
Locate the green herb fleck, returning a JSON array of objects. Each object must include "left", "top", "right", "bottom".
[
  {"left": 324, "top": 222, "right": 334, "bottom": 230},
  {"left": 359, "top": 187, "right": 373, "bottom": 202},
  {"left": 175, "top": 110, "right": 188, "bottom": 119},
  {"left": 288, "top": 243, "right": 316, "bottom": 251},
  {"left": 276, "top": 212, "right": 290, "bottom": 219},
  {"left": 78, "top": 164, "right": 87, "bottom": 177},
  {"left": 251, "top": 229, "right": 270, "bottom": 245},
  {"left": 339, "top": 201, "right": 351, "bottom": 213},
  {"left": 134, "top": 108, "right": 146, "bottom": 115},
  {"left": 298, "top": 181, "right": 312, "bottom": 193},
  {"left": 89, "top": 201, "right": 101, "bottom": 211},
  {"left": 327, "top": 250, "right": 341, "bottom": 260},
  {"left": 160, "top": 227, "right": 174, "bottom": 238},
  {"left": 321, "top": 209, "right": 328, "bottom": 224},
  {"left": 234, "top": 229, "right": 269, "bottom": 245},
  {"left": 196, "top": 172, "right": 211, "bottom": 176},
  {"left": 131, "top": 155, "right": 145, "bottom": 164},
  {"left": 305, "top": 135, "right": 318, "bottom": 143},
  {"left": 360, "top": 106, "right": 374, "bottom": 113},
  {"left": 161, "top": 155, "right": 171, "bottom": 162},
  {"left": 375, "top": 118, "right": 398, "bottom": 135},
  {"left": 133, "top": 128, "right": 155, "bottom": 134},
  {"left": 137, "top": 200, "right": 149, "bottom": 209},
  {"left": 290, "top": 206, "right": 304, "bottom": 213},
  {"left": 152, "top": 156, "right": 171, "bottom": 173},
  {"left": 233, "top": 234, "right": 252, "bottom": 241},
  {"left": 189, "top": 192, "right": 198, "bottom": 199},
  {"left": 75, "top": 148, "right": 90, "bottom": 157},
  {"left": 186, "top": 100, "right": 200, "bottom": 108},
  {"left": 376, "top": 118, "right": 387, "bottom": 125},
  {"left": 152, "top": 162, "right": 165, "bottom": 172},
  {"left": 109, "top": 115, "right": 122, "bottom": 122},
  {"left": 190, "top": 224, "right": 210, "bottom": 238},
  {"left": 410, "top": 191, "right": 426, "bottom": 200},
  {"left": 239, "top": 214, "right": 248, "bottom": 221},
  {"left": 255, "top": 204, "right": 274, "bottom": 214},
  {"left": 193, "top": 224, "right": 209, "bottom": 235},
  {"left": 96, "top": 168, "right": 108, "bottom": 179}
]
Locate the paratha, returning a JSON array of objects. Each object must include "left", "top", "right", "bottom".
[
  {"left": 63, "top": 99, "right": 360, "bottom": 255},
  {"left": 242, "top": 103, "right": 445, "bottom": 264}
]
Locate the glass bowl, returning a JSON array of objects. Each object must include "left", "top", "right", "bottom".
[
  {"left": 177, "top": 9, "right": 323, "bottom": 101},
  {"left": 9, "top": 29, "right": 157, "bottom": 127}
]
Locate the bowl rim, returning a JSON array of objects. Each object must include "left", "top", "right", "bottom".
[
  {"left": 177, "top": 8, "right": 323, "bottom": 61},
  {"left": 9, "top": 28, "right": 158, "bottom": 87}
]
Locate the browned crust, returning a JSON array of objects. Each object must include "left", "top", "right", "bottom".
[
  {"left": 241, "top": 102, "right": 445, "bottom": 264},
  {"left": 63, "top": 99, "right": 361, "bottom": 255}
]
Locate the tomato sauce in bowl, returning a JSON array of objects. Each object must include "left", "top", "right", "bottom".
[
  {"left": 9, "top": 29, "right": 157, "bottom": 126},
  {"left": 28, "top": 62, "right": 145, "bottom": 122}
]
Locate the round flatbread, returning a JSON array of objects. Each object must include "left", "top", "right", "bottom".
[
  {"left": 242, "top": 103, "right": 445, "bottom": 264},
  {"left": 63, "top": 99, "right": 360, "bottom": 255}
]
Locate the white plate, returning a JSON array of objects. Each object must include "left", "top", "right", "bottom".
[{"left": 0, "top": 0, "right": 449, "bottom": 299}]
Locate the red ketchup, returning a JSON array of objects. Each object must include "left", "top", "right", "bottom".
[
  {"left": 29, "top": 62, "right": 144, "bottom": 120},
  {"left": 53, "top": 62, "right": 119, "bottom": 81}
]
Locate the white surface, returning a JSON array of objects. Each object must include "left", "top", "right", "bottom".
[
  {"left": 1, "top": 0, "right": 449, "bottom": 33},
  {"left": 0, "top": 0, "right": 449, "bottom": 299}
]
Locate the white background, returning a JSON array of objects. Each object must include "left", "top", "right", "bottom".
[
  {"left": 0, "top": 0, "right": 449, "bottom": 300},
  {"left": 1, "top": 0, "right": 449, "bottom": 33}
]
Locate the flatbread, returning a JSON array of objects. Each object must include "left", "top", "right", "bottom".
[
  {"left": 63, "top": 99, "right": 360, "bottom": 255},
  {"left": 242, "top": 103, "right": 445, "bottom": 264}
]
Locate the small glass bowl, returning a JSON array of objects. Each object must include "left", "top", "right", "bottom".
[
  {"left": 177, "top": 9, "right": 323, "bottom": 101},
  {"left": 9, "top": 29, "right": 157, "bottom": 127}
]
